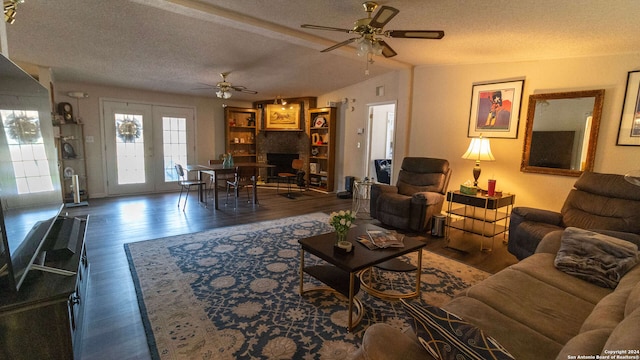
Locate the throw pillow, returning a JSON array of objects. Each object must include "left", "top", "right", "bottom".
[
  {"left": 555, "top": 227, "right": 639, "bottom": 289},
  {"left": 401, "top": 299, "right": 515, "bottom": 360}
]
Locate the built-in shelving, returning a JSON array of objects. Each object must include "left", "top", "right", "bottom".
[
  {"left": 308, "top": 107, "right": 336, "bottom": 193},
  {"left": 225, "top": 107, "right": 258, "bottom": 161}
]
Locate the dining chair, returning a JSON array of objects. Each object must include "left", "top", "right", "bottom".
[
  {"left": 206, "top": 159, "right": 234, "bottom": 194},
  {"left": 175, "top": 164, "right": 206, "bottom": 211},
  {"left": 277, "top": 159, "right": 304, "bottom": 198},
  {"left": 225, "top": 166, "right": 255, "bottom": 208}
]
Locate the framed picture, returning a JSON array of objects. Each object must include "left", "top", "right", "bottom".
[
  {"left": 617, "top": 70, "right": 640, "bottom": 146},
  {"left": 468, "top": 79, "right": 524, "bottom": 138},
  {"left": 265, "top": 103, "right": 301, "bottom": 130}
]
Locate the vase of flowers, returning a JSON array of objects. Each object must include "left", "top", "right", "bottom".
[{"left": 329, "top": 210, "right": 355, "bottom": 245}]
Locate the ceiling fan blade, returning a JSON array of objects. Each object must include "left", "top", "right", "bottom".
[
  {"left": 301, "top": 24, "right": 353, "bottom": 33},
  {"left": 387, "top": 30, "right": 445, "bottom": 39},
  {"left": 369, "top": 6, "right": 399, "bottom": 29},
  {"left": 232, "top": 86, "right": 258, "bottom": 94},
  {"left": 321, "top": 37, "right": 359, "bottom": 53},
  {"left": 378, "top": 40, "right": 397, "bottom": 58}
]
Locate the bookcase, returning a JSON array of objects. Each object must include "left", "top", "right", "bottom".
[
  {"left": 56, "top": 123, "right": 88, "bottom": 204},
  {"left": 224, "top": 106, "right": 258, "bottom": 161},
  {"left": 308, "top": 107, "right": 336, "bottom": 192}
]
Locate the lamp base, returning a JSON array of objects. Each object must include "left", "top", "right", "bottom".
[{"left": 472, "top": 162, "right": 481, "bottom": 187}]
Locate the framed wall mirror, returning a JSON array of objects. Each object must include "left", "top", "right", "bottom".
[{"left": 521, "top": 89, "right": 605, "bottom": 176}]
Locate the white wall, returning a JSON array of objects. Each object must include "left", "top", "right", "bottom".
[
  {"left": 55, "top": 82, "right": 251, "bottom": 198},
  {"left": 409, "top": 53, "right": 640, "bottom": 211}
]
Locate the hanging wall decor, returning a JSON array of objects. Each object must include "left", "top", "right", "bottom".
[
  {"left": 5, "top": 113, "right": 41, "bottom": 144},
  {"left": 117, "top": 118, "right": 142, "bottom": 143}
]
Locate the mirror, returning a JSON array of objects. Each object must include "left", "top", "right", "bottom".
[{"left": 521, "top": 89, "right": 604, "bottom": 176}]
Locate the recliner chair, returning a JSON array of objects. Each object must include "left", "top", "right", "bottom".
[
  {"left": 370, "top": 157, "right": 451, "bottom": 233},
  {"left": 508, "top": 171, "right": 640, "bottom": 260}
]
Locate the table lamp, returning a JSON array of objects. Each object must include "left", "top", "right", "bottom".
[{"left": 462, "top": 135, "right": 495, "bottom": 187}]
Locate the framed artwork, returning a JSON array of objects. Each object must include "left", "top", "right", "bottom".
[
  {"left": 265, "top": 103, "right": 301, "bottom": 130},
  {"left": 617, "top": 70, "right": 640, "bottom": 146},
  {"left": 468, "top": 79, "right": 524, "bottom": 138}
]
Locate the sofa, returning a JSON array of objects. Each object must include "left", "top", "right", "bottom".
[
  {"left": 508, "top": 171, "right": 640, "bottom": 260},
  {"left": 352, "top": 229, "right": 640, "bottom": 359},
  {"left": 370, "top": 157, "right": 451, "bottom": 233}
]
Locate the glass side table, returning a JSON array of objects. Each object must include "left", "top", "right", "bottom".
[
  {"left": 445, "top": 190, "right": 516, "bottom": 252},
  {"left": 352, "top": 179, "right": 373, "bottom": 219}
]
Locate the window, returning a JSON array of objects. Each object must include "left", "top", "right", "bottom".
[
  {"left": 162, "top": 116, "right": 187, "bottom": 182},
  {"left": 1, "top": 110, "right": 54, "bottom": 194}
]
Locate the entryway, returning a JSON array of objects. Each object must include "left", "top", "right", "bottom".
[
  {"left": 101, "top": 100, "right": 196, "bottom": 196},
  {"left": 366, "top": 102, "right": 396, "bottom": 183}
]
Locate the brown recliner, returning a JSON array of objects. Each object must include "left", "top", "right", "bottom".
[
  {"left": 508, "top": 171, "right": 640, "bottom": 260},
  {"left": 370, "top": 157, "right": 451, "bottom": 233}
]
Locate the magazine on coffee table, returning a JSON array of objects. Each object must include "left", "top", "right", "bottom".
[{"left": 356, "top": 230, "right": 405, "bottom": 249}]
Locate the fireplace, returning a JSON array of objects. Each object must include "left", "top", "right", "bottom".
[{"left": 267, "top": 153, "right": 299, "bottom": 182}]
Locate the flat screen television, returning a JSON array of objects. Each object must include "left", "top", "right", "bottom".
[{"left": 0, "top": 54, "right": 64, "bottom": 292}]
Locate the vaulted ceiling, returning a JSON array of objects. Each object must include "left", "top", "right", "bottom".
[{"left": 5, "top": 0, "right": 640, "bottom": 101}]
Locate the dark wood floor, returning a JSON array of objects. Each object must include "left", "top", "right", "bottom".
[{"left": 64, "top": 187, "right": 517, "bottom": 359}]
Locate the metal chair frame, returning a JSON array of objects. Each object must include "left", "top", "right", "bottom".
[
  {"left": 225, "top": 166, "right": 254, "bottom": 209},
  {"left": 175, "top": 164, "right": 206, "bottom": 211}
]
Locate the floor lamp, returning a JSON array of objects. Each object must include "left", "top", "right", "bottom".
[{"left": 462, "top": 136, "right": 495, "bottom": 187}]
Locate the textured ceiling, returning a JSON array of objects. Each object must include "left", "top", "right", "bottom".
[{"left": 5, "top": 0, "right": 640, "bottom": 101}]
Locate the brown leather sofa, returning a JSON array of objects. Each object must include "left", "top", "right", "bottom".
[
  {"left": 508, "top": 172, "right": 640, "bottom": 260},
  {"left": 369, "top": 157, "right": 451, "bottom": 233}
]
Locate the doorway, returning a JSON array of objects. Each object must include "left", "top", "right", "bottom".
[
  {"left": 366, "top": 102, "right": 396, "bottom": 184},
  {"left": 102, "top": 100, "right": 196, "bottom": 196}
]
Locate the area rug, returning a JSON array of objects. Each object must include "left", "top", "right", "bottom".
[{"left": 125, "top": 213, "right": 490, "bottom": 359}]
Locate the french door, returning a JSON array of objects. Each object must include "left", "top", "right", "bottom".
[{"left": 102, "top": 100, "right": 196, "bottom": 196}]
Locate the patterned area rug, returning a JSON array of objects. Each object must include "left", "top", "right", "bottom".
[{"left": 125, "top": 213, "right": 489, "bottom": 359}]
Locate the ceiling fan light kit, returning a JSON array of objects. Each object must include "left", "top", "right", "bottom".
[
  {"left": 301, "top": 1, "right": 444, "bottom": 67},
  {"left": 197, "top": 72, "right": 257, "bottom": 99}
]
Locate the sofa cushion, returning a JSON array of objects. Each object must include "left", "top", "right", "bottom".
[
  {"left": 562, "top": 190, "right": 640, "bottom": 233},
  {"left": 555, "top": 329, "right": 613, "bottom": 360},
  {"left": 626, "top": 281, "right": 640, "bottom": 316},
  {"left": 402, "top": 300, "right": 514, "bottom": 360},
  {"left": 352, "top": 323, "right": 429, "bottom": 360},
  {"left": 554, "top": 227, "right": 639, "bottom": 288},
  {"left": 581, "top": 264, "right": 640, "bottom": 333},
  {"left": 375, "top": 193, "right": 411, "bottom": 229},
  {"left": 602, "top": 307, "right": 640, "bottom": 353}
]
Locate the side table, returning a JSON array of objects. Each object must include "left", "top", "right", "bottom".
[
  {"left": 445, "top": 190, "right": 515, "bottom": 252},
  {"left": 352, "top": 179, "right": 373, "bottom": 219}
]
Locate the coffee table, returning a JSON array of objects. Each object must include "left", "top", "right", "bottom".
[{"left": 298, "top": 223, "right": 426, "bottom": 331}]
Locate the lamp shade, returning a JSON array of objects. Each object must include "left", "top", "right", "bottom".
[{"left": 462, "top": 137, "right": 495, "bottom": 161}]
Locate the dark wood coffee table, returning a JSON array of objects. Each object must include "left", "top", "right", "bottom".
[{"left": 298, "top": 223, "right": 426, "bottom": 331}]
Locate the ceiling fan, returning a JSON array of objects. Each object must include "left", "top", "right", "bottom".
[
  {"left": 198, "top": 72, "right": 258, "bottom": 99},
  {"left": 301, "top": 1, "right": 444, "bottom": 59}
]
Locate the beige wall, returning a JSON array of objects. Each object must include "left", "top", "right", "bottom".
[
  {"left": 55, "top": 82, "right": 251, "bottom": 198},
  {"left": 317, "top": 68, "right": 412, "bottom": 191},
  {"left": 410, "top": 53, "right": 640, "bottom": 211},
  {"left": 56, "top": 53, "right": 640, "bottom": 207}
]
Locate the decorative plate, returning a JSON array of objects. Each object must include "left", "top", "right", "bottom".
[
  {"left": 64, "top": 167, "right": 75, "bottom": 178},
  {"left": 62, "top": 142, "right": 77, "bottom": 158},
  {"left": 314, "top": 116, "right": 326, "bottom": 127}
]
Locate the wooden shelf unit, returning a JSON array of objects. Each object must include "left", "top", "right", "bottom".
[
  {"left": 56, "top": 123, "right": 88, "bottom": 204},
  {"left": 308, "top": 107, "right": 336, "bottom": 193},
  {"left": 225, "top": 107, "right": 258, "bottom": 161}
]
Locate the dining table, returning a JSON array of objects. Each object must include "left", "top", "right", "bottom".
[{"left": 185, "top": 162, "right": 274, "bottom": 210}]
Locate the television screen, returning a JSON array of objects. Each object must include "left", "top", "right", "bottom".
[{"left": 0, "top": 54, "right": 63, "bottom": 292}]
